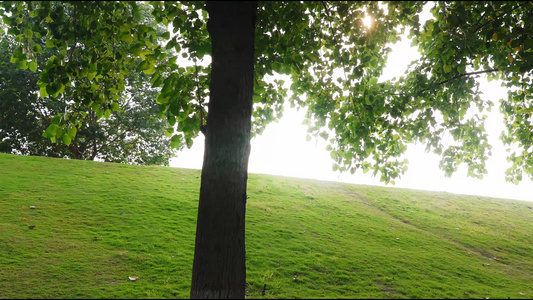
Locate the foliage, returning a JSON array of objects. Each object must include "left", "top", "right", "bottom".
[
  {"left": 2, "top": 152, "right": 533, "bottom": 299},
  {"left": 253, "top": 1, "right": 425, "bottom": 183},
  {"left": 4, "top": 1, "right": 532, "bottom": 183},
  {"left": 0, "top": 1, "right": 204, "bottom": 151},
  {"left": 402, "top": 1, "right": 533, "bottom": 183},
  {"left": 0, "top": 34, "right": 68, "bottom": 157},
  {"left": 0, "top": 3, "right": 178, "bottom": 165}
]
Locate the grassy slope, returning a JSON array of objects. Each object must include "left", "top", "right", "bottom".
[{"left": 0, "top": 152, "right": 532, "bottom": 299}]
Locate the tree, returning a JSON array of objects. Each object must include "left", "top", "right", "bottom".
[
  {"left": 1, "top": 1, "right": 532, "bottom": 298},
  {"left": 0, "top": 3, "right": 179, "bottom": 165},
  {"left": 397, "top": 1, "right": 533, "bottom": 184}
]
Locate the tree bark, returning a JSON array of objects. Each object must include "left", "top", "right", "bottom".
[{"left": 190, "top": 1, "right": 257, "bottom": 299}]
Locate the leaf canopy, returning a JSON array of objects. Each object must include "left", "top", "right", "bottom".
[
  {"left": 0, "top": 2, "right": 179, "bottom": 165},
  {"left": 2, "top": 1, "right": 533, "bottom": 183}
]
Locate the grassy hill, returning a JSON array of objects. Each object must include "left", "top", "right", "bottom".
[{"left": 1, "top": 152, "right": 532, "bottom": 299}]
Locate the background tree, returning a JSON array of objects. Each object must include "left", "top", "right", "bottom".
[
  {"left": 0, "top": 3, "right": 179, "bottom": 165},
  {"left": 1, "top": 1, "right": 533, "bottom": 298},
  {"left": 0, "top": 35, "right": 66, "bottom": 157}
]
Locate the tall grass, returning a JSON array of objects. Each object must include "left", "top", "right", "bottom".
[{"left": 1, "top": 153, "right": 532, "bottom": 298}]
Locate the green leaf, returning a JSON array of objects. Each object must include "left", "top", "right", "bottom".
[
  {"left": 168, "top": 116, "right": 176, "bottom": 126},
  {"left": 443, "top": 64, "right": 452, "bottom": 73},
  {"left": 142, "top": 64, "right": 156, "bottom": 75},
  {"left": 28, "top": 61, "right": 38, "bottom": 72},
  {"left": 7, "top": 27, "right": 17, "bottom": 35},
  {"left": 62, "top": 134, "right": 72, "bottom": 145},
  {"left": 67, "top": 127, "right": 77, "bottom": 138},
  {"left": 307, "top": 52, "right": 319, "bottom": 62},
  {"left": 50, "top": 115, "right": 62, "bottom": 125},
  {"left": 10, "top": 53, "right": 18, "bottom": 64},
  {"left": 15, "top": 59, "right": 28, "bottom": 70},
  {"left": 43, "top": 124, "right": 58, "bottom": 138},
  {"left": 186, "top": 137, "right": 193, "bottom": 148},
  {"left": 170, "top": 134, "right": 182, "bottom": 148},
  {"left": 330, "top": 151, "right": 336, "bottom": 160},
  {"left": 39, "top": 86, "right": 49, "bottom": 98},
  {"left": 121, "top": 34, "right": 133, "bottom": 43},
  {"left": 139, "top": 49, "right": 151, "bottom": 60},
  {"left": 32, "top": 44, "right": 42, "bottom": 53},
  {"left": 2, "top": 15, "right": 13, "bottom": 25},
  {"left": 156, "top": 93, "right": 168, "bottom": 104},
  {"left": 87, "top": 72, "right": 96, "bottom": 81},
  {"left": 95, "top": 108, "right": 103, "bottom": 119},
  {"left": 319, "top": 131, "right": 329, "bottom": 140},
  {"left": 130, "top": 44, "right": 142, "bottom": 56}
]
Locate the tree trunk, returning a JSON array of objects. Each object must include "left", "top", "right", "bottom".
[{"left": 190, "top": 1, "right": 257, "bottom": 299}]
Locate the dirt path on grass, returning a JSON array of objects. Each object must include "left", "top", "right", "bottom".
[{"left": 336, "top": 183, "right": 533, "bottom": 278}]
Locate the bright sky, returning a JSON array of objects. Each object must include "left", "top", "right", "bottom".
[{"left": 170, "top": 7, "right": 533, "bottom": 203}]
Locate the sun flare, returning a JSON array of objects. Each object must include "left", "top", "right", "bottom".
[{"left": 363, "top": 15, "right": 373, "bottom": 28}]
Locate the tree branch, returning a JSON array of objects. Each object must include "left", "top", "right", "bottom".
[
  {"left": 433, "top": 68, "right": 499, "bottom": 87},
  {"left": 90, "top": 138, "right": 98, "bottom": 160},
  {"left": 471, "top": 2, "right": 529, "bottom": 34},
  {"left": 472, "top": 9, "right": 488, "bottom": 29},
  {"left": 321, "top": 1, "right": 330, "bottom": 16},
  {"left": 391, "top": 68, "right": 499, "bottom": 97}
]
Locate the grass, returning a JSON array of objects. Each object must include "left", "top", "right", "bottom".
[{"left": 0, "top": 152, "right": 532, "bottom": 299}]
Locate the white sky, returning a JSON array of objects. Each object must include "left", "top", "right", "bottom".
[{"left": 170, "top": 6, "right": 533, "bottom": 203}]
